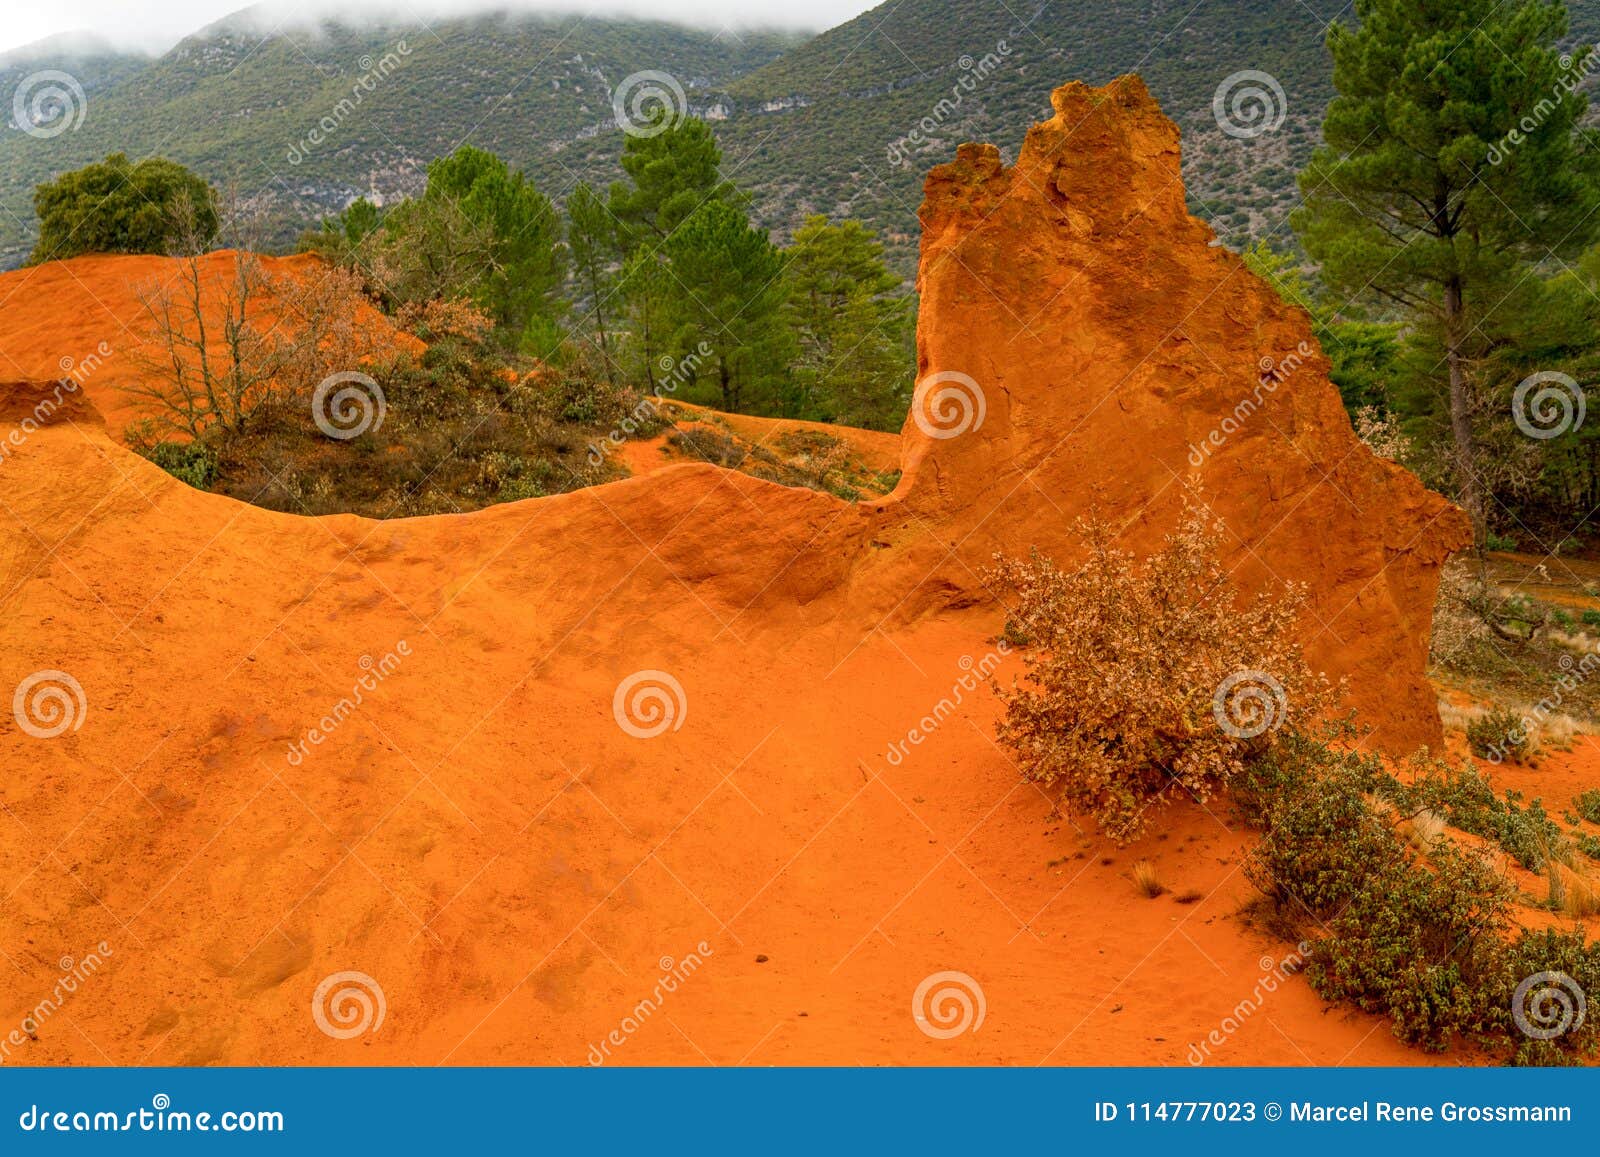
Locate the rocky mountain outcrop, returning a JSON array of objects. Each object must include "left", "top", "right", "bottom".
[{"left": 890, "top": 76, "right": 1470, "bottom": 750}]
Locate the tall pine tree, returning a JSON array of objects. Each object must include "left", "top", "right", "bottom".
[{"left": 1293, "top": 0, "right": 1600, "bottom": 547}]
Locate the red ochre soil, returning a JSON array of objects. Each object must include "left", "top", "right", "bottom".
[{"left": 0, "top": 77, "right": 1562, "bottom": 1067}]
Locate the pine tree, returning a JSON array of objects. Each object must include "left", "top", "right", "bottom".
[
  {"left": 1292, "top": 0, "right": 1600, "bottom": 547},
  {"left": 608, "top": 113, "right": 742, "bottom": 249},
  {"left": 421, "top": 145, "right": 565, "bottom": 339},
  {"left": 784, "top": 215, "right": 912, "bottom": 427},
  {"left": 661, "top": 201, "right": 792, "bottom": 413},
  {"left": 566, "top": 181, "right": 622, "bottom": 383}
]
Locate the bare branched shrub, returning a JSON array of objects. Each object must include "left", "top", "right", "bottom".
[
  {"left": 125, "top": 250, "right": 384, "bottom": 444},
  {"left": 986, "top": 507, "right": 1334, "bottom": 843},
  {"left": 1430, "top": 559, "right": 1552, "bottom": 666},
  {"left": 125, "top": 249, "right": 280, "bottom": 440}
]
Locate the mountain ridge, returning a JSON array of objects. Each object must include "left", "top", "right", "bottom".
[{"left": 6, "top": 0, "right": 1600, "bottom": 271}]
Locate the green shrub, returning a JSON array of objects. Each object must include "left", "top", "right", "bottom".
[
  {"left": 1380, "top": 758, "right": 1563, "bottom": 870},
  {"left": 1575, "top": 790, "right": 1600, "bottom": 825},
  {"left": 1466, "top": 707, "right": 1531, "bottom": 765},
  {"left": 1243, "top": 734, "right": 1598, "bottom": 1062},
  {"left": 30, "top": 153, "right": 217, "bottom": 263},
  {"left": 144, "top": 441, "right": 218, "bottom": 489}
]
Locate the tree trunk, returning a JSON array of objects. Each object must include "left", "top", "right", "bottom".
[{"left": 1444, "top": 277, "right": 1485, "bottom": 551}]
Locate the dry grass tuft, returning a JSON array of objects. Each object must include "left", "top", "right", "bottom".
[
  {"left": 1400, "top": 807, "right": 1448, "bottom": 852},
  {"left": 1549, "top": 862, "right": 1600, "bottom": 919},
  {"left": 1132, "top": 860, "right": 1167, "bottom": 899}
]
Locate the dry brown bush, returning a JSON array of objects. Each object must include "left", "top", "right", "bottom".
[{"left": 987, "top": 506, "right": 1334, "bottom": 843}]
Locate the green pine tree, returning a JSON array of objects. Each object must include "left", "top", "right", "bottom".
[
  {"left": 784, "top": 215, "right": 913, "bottom": 427},
  {"left": 662, "top": 201, "right": 793, "bottom": 413},
  {"left": 422, "top": 145, "right": 566, "bottom": 339},
  {"left": 1292, "top": 0, "right": 1600, "bottom": 547},
  {"left": 566, "top": 181, "right": 622, "bottom": 382}
]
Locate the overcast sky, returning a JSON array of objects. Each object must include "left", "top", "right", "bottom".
[{"left": 1, "top": 0, "right": 878, "bottom": 56}]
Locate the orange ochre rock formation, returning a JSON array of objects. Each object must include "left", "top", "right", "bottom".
[{"left": 0, "top": 78, "right": 1464, "bottom": 1066}]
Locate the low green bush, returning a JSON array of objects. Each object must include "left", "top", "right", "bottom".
[
  {"left": 144, "top": 441, "right": 218, "bottom": 489},
  {"left": 1466, "top": 707, "right": 1531, "bottom": 765},
  {"left": 1242, "top": 732, "right": 1598, "bottom": 1063}
]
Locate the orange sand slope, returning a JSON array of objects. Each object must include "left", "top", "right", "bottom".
[
  {"left": 0, "top": 78, "right": 1470, "bottom": 1066},
  {"left": 0, "top": 250, "right": 412, "bottom": 440}
]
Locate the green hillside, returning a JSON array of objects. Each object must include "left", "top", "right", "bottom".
[
  {"left": 7, "top": 0, "right": 1600, "bottom": 270},
  {"left": 704, "top": 0, "right": 1600, "bottom": 266},
  {"left": 0, "top": 10, "right": 801, "bottom": 265}
]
